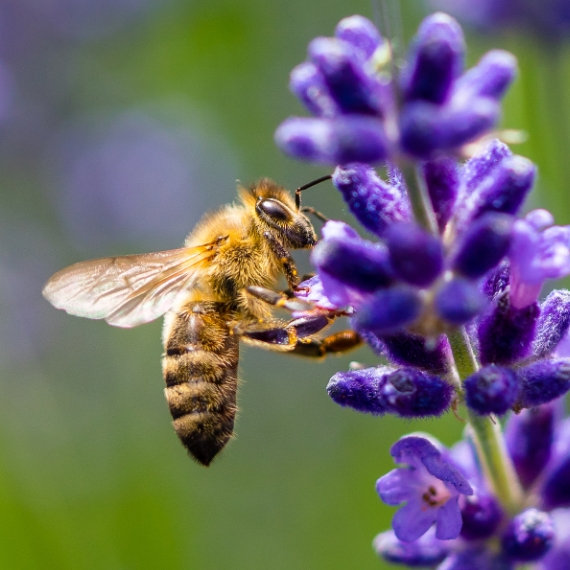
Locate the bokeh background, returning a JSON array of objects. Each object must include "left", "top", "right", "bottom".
[{"left": 1, "top": 0, "right": 570, "bottom": 568}]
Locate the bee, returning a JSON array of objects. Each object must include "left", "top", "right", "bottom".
[{"left": 43, "top": 179, "right": 361, "bottom": 466}]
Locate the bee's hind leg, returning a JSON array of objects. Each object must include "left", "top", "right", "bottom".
[{"left": 238, "top": 287, "right": 362, "bottom": 358}]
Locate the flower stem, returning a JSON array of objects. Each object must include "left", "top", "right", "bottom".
[
  {"left": 399, "top": 160, "right": 439, "bottom": 235},
  {"left": 448, "top": 329, "right": 523, "bottom": 515}
]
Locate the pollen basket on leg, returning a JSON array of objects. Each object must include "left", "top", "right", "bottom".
[{"left": 162, "top": 299, "right": 239, "bottom": 466}]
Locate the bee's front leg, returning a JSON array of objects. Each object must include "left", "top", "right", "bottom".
[{"left": 262, "top": 231, "right": 301, "bottom": 290}]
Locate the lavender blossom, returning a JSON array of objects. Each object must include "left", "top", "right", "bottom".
[
  {"left": 278, "top": 11, "right": 570, "bottom": 570},
  {"left": 276, "top": 13, "right": 516, "bottom": 163},
  {"left": 376, "top": 436, "right": 472, "bottom": 542}
]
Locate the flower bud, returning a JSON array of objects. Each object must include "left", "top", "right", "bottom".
[
  {"left": 435, "top": 277, "right": 487, "bottom": 325},
  {"left": 462, "top": 154, "right": 536, "bottom": 224},
  {"left": 402, "top": 13, "right": 465, "bottom": 104},
  {"left": 400, "top": 97, "right": 500, "bottom": 158},
  {"left": 460, "top": 494, "right": 503, "bottom": 540},
  {"left": 386, "top": 222, "right": 444, "bottom": 287},
  {"left": 332, "top": 164, "right": 410, "bottom": 236},
  {"left": 327, "top": 366, "right": 453, "bottom": 418},
  {"left": 518, "top": 359, "right": 570, "bottom": 408},
  {"left": 477, "top": 292, "right": 539, "bottom": 365},
  {"left": 452, "top": 212, "right": 514, "bottom": 279},
  {"left": 275, "top": 116, "right": 388, "bottom": 165},
  {"left": 454, "top": 50, "right": 517, "bottom": 100},
  {"left": 459, "top": 138, "right": 512, "bottom": 198},
  {"left": 533, "top": 289, "right": 570, "bottom": 358},
  {"left": 289, "top": 62, "right": 337, "bottom": 117},
  {"left": 362, "top": 330, "right": 449, "bottom": 372},
  {"left": 464, "top": 365, "right": 519, "bottom": 415},
  {"left": 352, "top": 286, "right": 423, "bottom": 334},
  {"left": 334, "top": 15, "right": 383, "bottom": 61},
  {"left": 505, "top": 402, "right": 560, "bottom": 488},
  {"left": 311, "top": 230, "right": 392, "bottom": 293},
  {"left": 309, "top": 37, "right": 382, "bottom": 115},
  {"left": 502, "top": 508, "right": 554, "bottom": 562}
]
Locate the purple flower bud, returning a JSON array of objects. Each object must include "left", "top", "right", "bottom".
[
  {"left": 452, "top": 213, "right": 514, "bottom": 279},
  {"left": 454, "top": 50, "right": 517, "bottom": 100},
  {"left": 311, "top": 223, "right": 392, "bottom": 293},
  {"left": 505, "top": 402, "right": 560, "bottom": 488},
  {"left": 385, "top": 222, "right": 444, "bottom": 287},
  {"left": 334, "top": 15, "right": 383, "bottom": 62},
  {"left": 459, "top": 138, "right": 512, "bottom": 198},
  {"left": 477, "top": 293, "right": 539, "bottom": 365},
  {"left": 460, "top": 494, "right": 503, "bottom": 540},
  {"left": 380, "top": 367, "right": 454, "bottom": 418},
  {"left": 464, "top": 365, "right": 519, "bottom": 415},
  {"left": 275, "top": 116, "right": 388, "bottom": 165},
  {"left": 533, "top": 290, "right": 570, "bottom": 358},
  {"left": 461, "top": 154, "right": 536, "bottom": 225},
  {"left": 518, "top": 359, "right": 570, "bottom": 408},
  {"left": 422, "top": 156, "right": 459, "bottom": 232},
  {"left": 377, "top": 436, "right": 472, "bottom": 542},
  {"left": 327, "top": 366, "right": 453, "bottom": 417},
  {"left": 402, "top": 13, "right": 465, "bottom": 104},
  {"left": 502, "top": 508, "right": 554, "bottom": 562},
  {"left": 352, "top": 286, "right": 423, "bottom": 334},
  {"left": 308, "top": 37, "right": 382, "bottom": 115},
  {"left": 332, "top": 163, "right": 410, "bottom": 236},
  {"left": 361, "top": 330, "right": 450, "bottom": 372},
  {"left": 373, "top": 528, "right": 449, "bottom": 567},
  {"left": 400, "top": 97, "right": 500, "bottom": 158},
  {"left": 326, "top": 365, "right": 392, "bottom": 414},
  {"left": 435, "top": 277, "right": 488, "bottom": 325},
  {"left": 289, "top": 62, "right": 338, "bottom": 117}
]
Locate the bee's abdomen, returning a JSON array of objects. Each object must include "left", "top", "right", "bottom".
[{"left": 163, "top": 301, "right": 238, "bottom": 466}]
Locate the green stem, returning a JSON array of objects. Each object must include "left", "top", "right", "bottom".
[
  {"left": 398, "top": 160, "right": 439, "bottom": 235},
  {"left": 447, "top": 329, "right": 523, "bottom": 516}
]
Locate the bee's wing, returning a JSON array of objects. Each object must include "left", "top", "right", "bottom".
[{"left": 42, "top": 241, "right": 219, "bottom": 328}]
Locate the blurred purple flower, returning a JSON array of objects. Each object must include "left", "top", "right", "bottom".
[
  {"left": 429, "top": 0, "right": 570, "bottom": 39},
  {"left": 47, "top": 109, "right": 240, "bottom": 252}
]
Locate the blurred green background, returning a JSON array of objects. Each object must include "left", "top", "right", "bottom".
[{"left": 1, "top": 0, "right": 570, "bottom": 568}]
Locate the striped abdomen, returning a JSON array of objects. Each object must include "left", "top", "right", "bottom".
[{"left": 162, "top": 299, "right": 239, "bottom": 466}]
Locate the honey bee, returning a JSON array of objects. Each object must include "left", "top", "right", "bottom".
[{"left": 43, "top": 179, "right": 361, "bottom": 466}]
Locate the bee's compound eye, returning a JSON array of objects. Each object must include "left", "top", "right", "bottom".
[{"left": 258, "top": 199, "right": 291, "bottom": 222}]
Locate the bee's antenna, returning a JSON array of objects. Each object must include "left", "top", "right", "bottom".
[{"left": 295, "top": 174, "right": 332, "bottom": 210}]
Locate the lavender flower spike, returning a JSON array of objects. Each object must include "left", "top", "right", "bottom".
[{"left": 377, "top": 436, "right": 472, "bottom": 542}]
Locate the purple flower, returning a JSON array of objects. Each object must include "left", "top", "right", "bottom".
[
  {"left": 508, "top": 210, "right": 570, "bottom": 309},
  {"left": 277, "top": 14, "right": 516, "bottom": 163},
  {"left": 429, "top": 0, "right": 570, "bottom": 39},
  {"left": 376, "top": 436, "right": 473, "bottom": 541}
]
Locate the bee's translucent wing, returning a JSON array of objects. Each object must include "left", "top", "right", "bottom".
[{"left": 42, "top": 241, "right": 220, "bottom": 328}]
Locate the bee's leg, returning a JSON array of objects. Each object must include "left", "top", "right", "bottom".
[
  {"left": 290, "top": 330, "right": 363, "bottom": 358},
  {"left": 246, "top": 285, "right": 311, "bottom": 311},
  {"left": 235, "top": 314, "right": 362, "bottom": 358},
  {"left": 262, "top": 231, "right": 300, "bottom": 290}
]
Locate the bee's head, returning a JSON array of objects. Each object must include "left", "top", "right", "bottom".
[{"left": 241, "top": 179, "right": 317, "bottom": 249}]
